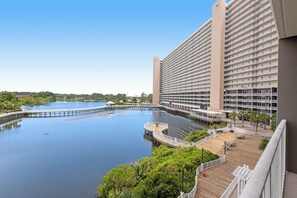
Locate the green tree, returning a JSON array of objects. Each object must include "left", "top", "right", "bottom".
[
  {"left": 259, "top": 113, "right": 269, "bottom": 130},
  {"left": 97, "top": 146, "right": 218, "bottom": 198},
  {"left": 270, "top": 113, "right": 277, "bottom": 131},
  {"left": 140, "top": 92, "right": 147, "bottom": 103},
  {"left": 229, "top": 111, "right": 237, "bottom": 127},
  {"left": 237, "top": 111, "right": 248, "bottom": 127},
  {"left": 0, "top": 92, "right": 21, "bottom": 112},
  {"left": 132, "top": 97, "right": 138, "bottom": 103},
  {"left": 249, "top": 112, "right": 261, "bottom": 134},
  {"left": 147, "top": 94, "right": 153, "bottom": 103},
  {"left": 97, "top": 164, "right": 137, "bottom": 198},
  {"left": 0, "top": 92, "right": 15, "bottom": 102}
]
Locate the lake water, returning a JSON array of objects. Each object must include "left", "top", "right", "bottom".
[
  {"left": 22, "top": 101, "right": 106, "bottom": 110},
  {"left": 0, "top": 102, "right": 202, "bottom": 198}
]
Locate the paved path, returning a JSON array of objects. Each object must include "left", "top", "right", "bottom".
[{"left": 233, "top": 124, "right": 273, "bottom": 138}]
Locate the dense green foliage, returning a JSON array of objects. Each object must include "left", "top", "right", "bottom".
[
  {"left": 259, "top": 138, "right": 269, "bottom": 150},
  {"left": 97, "top": 146, "right": 218, "bottom": 198},
  {"left": 0, "top": 91, "right": 153, "bottom": 113},
  {"left": 18, "top": 92, "right": 56, "bottom": 106},
  {"left": 0, "top": 91, "right": 56, "bottom": 113},
  {"left": 209, "top": 122, "right": 227, "bottom": 130},
  {"left": 184, "top": 122, "right": 227, "bottom": 143},
  {"left": 184, "top": 129, "right": 209, "bottom": 142},
  {"left": 56, "top": 93, "right": 128, "bottom": 103},
  {"left": 12, "top": 92, "right": 152, "bottom": 104},
  {"left": 0, "top": 92, "right": 21, "bottom": 113}
]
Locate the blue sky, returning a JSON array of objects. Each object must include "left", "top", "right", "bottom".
[{"left": 0, "top": 0, "right": 222, "bottom": 96}]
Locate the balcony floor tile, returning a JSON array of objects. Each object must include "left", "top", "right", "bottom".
[{"left": 284, "top": 172, "right": 297, "bottom": 198}]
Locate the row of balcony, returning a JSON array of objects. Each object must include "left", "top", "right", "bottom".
[{"left": 225, "top": 92, "right": 277, "bottom": 96}]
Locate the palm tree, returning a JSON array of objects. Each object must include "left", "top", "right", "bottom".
[
  {"left": 238, "top": 111, "right": 248, "bottom": 127},
  {"left": 249, "top": 112, "right": 261, "bottom": 134},
  {"left": 259, "top": 113, "right": 269, "bottom": 130},
  {"left": 246, "top": 111, "right": 252, "bottom": 126},
  {"left": 270, "top": 113, "right": 277, "bottom": 131},
  {"left": 229, "top": 111, "right": 237, "bottom": 128}
]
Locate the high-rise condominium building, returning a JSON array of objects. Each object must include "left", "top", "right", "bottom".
[{"left": 153, "top": 0, "right": 278, "bottom": 116}]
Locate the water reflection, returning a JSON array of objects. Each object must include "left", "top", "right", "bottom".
[
  {"left": 0, "top": 109, "right": 204, "bottom": 198},
  {"left": 143, "top": 134, "right": 157, "bottom": 152},
  {"left": 151, "top": 110, "right": 204, "bottom": 139},
  {"left": 0, "top": 120, "right": 22, "bottom": 132}
]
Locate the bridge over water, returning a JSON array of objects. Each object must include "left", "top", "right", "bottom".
[{"left": 0, "top": 104, "right": 158, "bottom": 124}]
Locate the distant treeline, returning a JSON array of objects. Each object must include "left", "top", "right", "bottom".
[
  {"left": 0, "top": 91, "right": 153, "bottom": 113},
  {"left": 13, "top": 91, "right": 152, "bottom": 103}
]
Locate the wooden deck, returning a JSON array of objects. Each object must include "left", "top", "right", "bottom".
[{"left": 195, "top": 133, "right": 263, "bottom": 198}]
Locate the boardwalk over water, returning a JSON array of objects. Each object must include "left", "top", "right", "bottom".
[
  {"left": 144, "top": 123, "right": 192, "bottom": 147},
  {"left": 0, "top": 104, "right": 158, "bottom": 124},
  {"left": 144, "top": 123, "right": 216, "bottom": 148}
]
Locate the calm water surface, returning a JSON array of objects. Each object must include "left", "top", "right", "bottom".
[
  {"left": 0, "top": 103, "right": 202, "bottom": 198},
  {"left": 22, "top": 101, "right": 106, "bottom": 110}
]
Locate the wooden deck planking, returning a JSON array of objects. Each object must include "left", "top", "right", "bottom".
[
  {"left": 144, "top": 123, "right": 264, "bottom": 198},
  {"left": 196, "top": 133, "right": 263, "bottom": 198}
]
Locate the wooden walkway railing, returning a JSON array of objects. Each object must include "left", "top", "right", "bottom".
[
  {"left": 178, "top": 156, "right": 227, "bottom": 198},
  {"left": 144, "top": 122, "right": 217, "bottom": 148}
]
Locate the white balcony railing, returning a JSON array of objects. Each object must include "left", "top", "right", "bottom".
[{"left": 240, "top": 119, "right": 287, "bottom": 198}]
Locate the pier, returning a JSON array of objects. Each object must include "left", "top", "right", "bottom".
[
  {"left": 144, "top": 122, "right": 192, "bottom": 147},
  {"left": 0, "top": 104, "right": 158, "bottom": 124},
  {"left": 144, "top": 122, "right": 217, "bottom": 148}
]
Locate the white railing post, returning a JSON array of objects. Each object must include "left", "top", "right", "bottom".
[{"left": 281, "top": 124, "right": 286, "bottom": 194}]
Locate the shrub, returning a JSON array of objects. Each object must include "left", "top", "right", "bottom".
[
  {"left": 259, "top": 138, "right": 269, "bottom": 150},
  {"left": 97, "top": 146, "right": 218, "bottom": 198},
  {"left": 184, "top": 129, "right": 209, "bottom": 142}
]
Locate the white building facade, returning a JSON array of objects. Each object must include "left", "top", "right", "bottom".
[{"left": 153, "top": 0, "right": 278, "bottom": 115}]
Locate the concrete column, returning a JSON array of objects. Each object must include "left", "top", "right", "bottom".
[
  {"left": 153, "top": 56, "right": 161, "bottom": 105},
  {"left": 209, "top": 0, "right": 226, "bottom": 111},
  {"left": 277, "top": 36, "right": 297, "bottom": 173}
]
